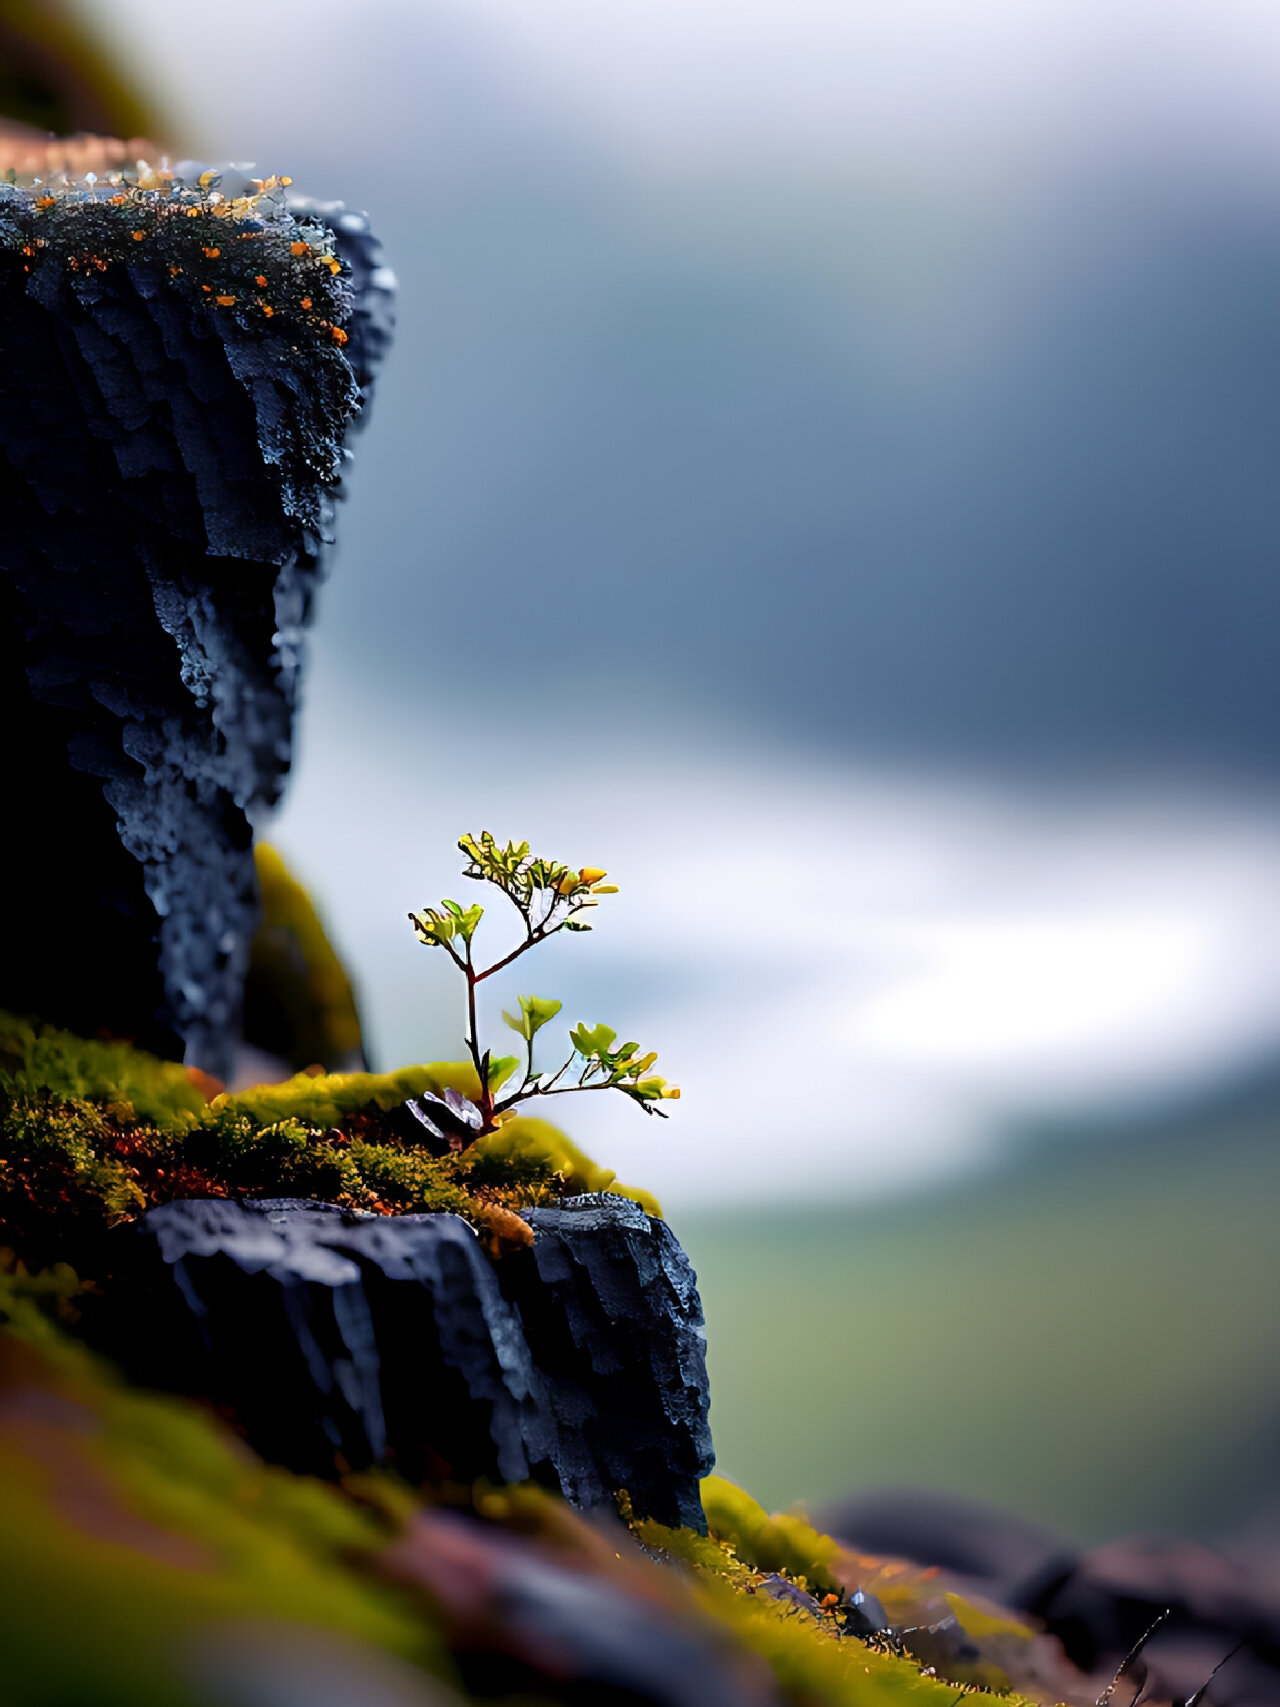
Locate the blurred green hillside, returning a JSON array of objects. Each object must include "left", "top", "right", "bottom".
[{"left": 681, "top": 1089, "right": 1280, "bottom": 1547}]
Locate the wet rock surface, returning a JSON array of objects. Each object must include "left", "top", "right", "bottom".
[{"left": 99, "top": 1194, "right": 712, "bottom": 1527}]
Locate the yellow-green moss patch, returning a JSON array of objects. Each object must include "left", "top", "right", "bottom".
[{"left": 0, "top": 1014, "right": 660, "bottom": 1267}]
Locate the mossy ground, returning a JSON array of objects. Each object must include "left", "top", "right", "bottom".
[
  {"left": 0, "top": 1010, "right": 658, "bottom": 1271},
  {"left": 0, "top": 1263, "right": 1049, "bottom": 1707},
  {"left": 678, "top": 1478, "right": 1044, "bottom": 1697},
  {"left": 0, "top": 1013, "right": 1060, "bottom": 1706}
]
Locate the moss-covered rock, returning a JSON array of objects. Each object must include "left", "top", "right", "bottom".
[{"left": 0, "top": 1011, "right": 658, "bottom": 1271}]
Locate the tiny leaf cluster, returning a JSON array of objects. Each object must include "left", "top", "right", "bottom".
[{"left": 409, "top": 834, "right": 679, "bottom": 1135}]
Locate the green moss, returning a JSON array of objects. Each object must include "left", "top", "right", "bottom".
[
  {"left": 0, "top": 1269, "right": 452, "bottom": 1707},
  {"left": 0, "top": 1010, "right": 206, "bottom": 1129},
  {"left": 635, "top": 1509, "right": 1033, "bottom": 1707},
  {"left": 686, "top": 1480, "right": 1039, "bottom": 1696},
  {"left": 701, "top": 1473, "right": 843, "bottom": 1595},
  {"left": 942, "top": 1592, "right": 1037, "bottom": 1644},
  {"left": 0, "top": 1015, "right": 659, "bottom": 1264},
  {"left": 475, "top": 1116, "right": 663, "bottom": 1218},
  {"left": 694, "top": 1573, "right": 1003, "bottom": 1707},
  {"left": 211, "top": 1059, "right": 486, "bottom": 1129},
  {"left": 348, "top": 1139, "right": 474, "bottom": 1216},
  {"left": 0, "top": 1095, "right": 148, "bottom": 1237},
  {"left": 244, "top": 844, "right": 366, "bottom": 1072}
]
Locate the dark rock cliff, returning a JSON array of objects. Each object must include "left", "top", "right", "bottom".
[{"left": 0, "top": 176, "right": 392, "bottom": 1078}]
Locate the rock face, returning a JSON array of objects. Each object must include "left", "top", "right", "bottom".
[
  {"left": 0, "top": 175, "right": 392, "bottom": 1078},
  {"left": 500, "top": 1196, "right": 715, "bottom": 1531},
  {"left": 103, "top": 1194, "right": 713, "bottom": 1528}
]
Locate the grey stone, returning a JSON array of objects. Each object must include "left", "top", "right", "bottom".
[
  {"left": 499, "top": 1194, "right": 715, "bottom": 1530},
  {"left": 104, "top": 1194, "right": 713, "bottom": 1529},
  {"left": 0, "top": 182, "right": 392, "bottom": 1077}
]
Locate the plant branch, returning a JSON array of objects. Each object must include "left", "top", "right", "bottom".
[
  {"left": 474, "top": 900, "right": 590, "bottom": 984},
  {"left": 461, "top": 939, "right": 493, "bottom": 1124}
]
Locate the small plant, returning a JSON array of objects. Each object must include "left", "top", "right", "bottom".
[{"left": 408, "top": 832, "right": 680, "bottom": 1137}]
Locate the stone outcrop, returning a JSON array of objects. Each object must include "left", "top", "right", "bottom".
[
  {"left": 500, "top": 1195, "right": 715, "bottom": 1531},
  {"left": 0, "top": 175, "right": 392, "bottom": 1078},
  {"left": 100, "top": 1193, "right": 713, "bottom": 1528}
]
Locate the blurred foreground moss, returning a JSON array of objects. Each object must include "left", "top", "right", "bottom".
[
  {"left": 0, "top": 1265, "right": 451, "bottom": 1707},
  {"left": 0, "top": 1267, "right": 1046, "bottom": 1707},
  {"left": 243, "top": 843, "right": 367, "bottom": 1073}
]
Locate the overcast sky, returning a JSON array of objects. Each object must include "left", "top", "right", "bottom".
[{"left": 105, "top": 0, "right": 1280, "bottom": 173}]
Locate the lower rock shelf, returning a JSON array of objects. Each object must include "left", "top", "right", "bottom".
[{"left": 95, "top": 1191, "right": 714, "bottom": 1529}]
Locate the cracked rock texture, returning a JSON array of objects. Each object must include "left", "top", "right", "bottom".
[
  {"left": 102, "top": 1194, "right": 713, "bottom": 1527},
  {"left": 0, "top": 180, "right": 392, "bottom": 1078},
  {"left": 501, "top": 1194, "right": 715, "bottom": 1531}
]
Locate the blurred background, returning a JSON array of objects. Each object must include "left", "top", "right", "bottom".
[{"left": 35, "top": 0, "right": 1280, "bottom": 1550}]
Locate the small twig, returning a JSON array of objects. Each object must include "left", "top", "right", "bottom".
[
  {"left": 1096, "top": 1610, "right": 1170, "bottom": 1707},
  {"left": 1182, "top": 1638, "right": 1246, "bottom": 1707}
]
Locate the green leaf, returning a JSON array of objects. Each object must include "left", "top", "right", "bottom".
[
  {"left": 487, "top": 1054, "right": 519, "bottom": 1091},
  {"left": 503, "top": 994, "right": 562, "bottom": 1040},
  {"left": 522, "top": 994, "right": 562, "bottom": 1034},
  {"left": 409, "top": 907, "right": 458, "bottom": 947},
  {"left": 457, "top": 904, "right": 484, "bottom": 942},
  {"left": 563, "top": 920, "right": 592, "bottom": 932},
  {"left": 570, "top": 1022, "right": 616, "bottom": 1059}
]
